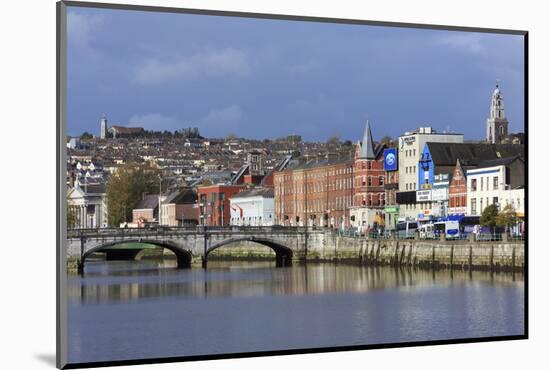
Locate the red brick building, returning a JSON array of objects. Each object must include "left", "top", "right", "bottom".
[
  {"left": 349, "top": 121, "right": 386, "bottom": 231},
  {"left": 448, "top": 159, "right": 467, "bottom": 215},
  {"left": 197, "top": 184, "right": 244, "bottom": 226},
  {"left": 274, "top": 154, "right": 354, "bottom": 228}
]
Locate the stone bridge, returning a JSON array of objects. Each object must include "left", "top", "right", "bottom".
[
  {"left": 67, "top": 226, "right": 325, "bottom": 269},
  {"left": 67, "top": 227, "right": 525, "bottom": 272}
]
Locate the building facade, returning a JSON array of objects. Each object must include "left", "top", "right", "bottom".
[
  {"left": 274, "top": 154, "right": 353, "bottom": 228},
  {"left": 67, "top": 183, "right": 108, "bottom": 229},
  {"left": 448, "top": 159, "right": 467, "bottom": 215},
  {"left": 396, "top": 127, "right": 464, "bottom": 220},
  {"left": 160, "top": 188, "right": 198, "bottom": 226},
  {"left": 198, "top": 184, "right": 244, "bottom": 226},
  {"left": 230, "top": 188, "right": 275, "bottom": 226},
  {"left": 349, "top": 121, "right": 386, "bottom": 232},
  {"left": 466, "top": 157, "right": 525, "bottom": 217}
]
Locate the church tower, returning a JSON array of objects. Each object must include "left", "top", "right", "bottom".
[
  {"left": 100, "top": 114, "right": 107, "bottom": 139},
  {"left": 486, "top": 81, "right": 509, "bottom": 144}
]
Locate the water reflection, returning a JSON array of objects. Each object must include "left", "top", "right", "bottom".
[{"left": 68, "top": 260, "right": 523, "bottom": 305}]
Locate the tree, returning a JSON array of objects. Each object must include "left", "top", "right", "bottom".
[
  {"left": 327, "top": 135, "right": 340, "bottom": 145},
  {"left": 342, "top": 140, "right": 353, "bottom": 147},
  {"left": 496, "top": 204, "right": 518, "bottom": 232},
  {"left": 225, "top": 133, "right": 237, "bottom": 141},
  {"left": 480, "top": 204, "right": 499, "bottom": 232},
  {"left": 80, "top": 132, "right": 93, "bottom": 140},
  {"left": 106, "top": 162, "right": 161, "bottom": 226},
  {"left": 380, "top": 135, "right": 394, "bottom": 146}
]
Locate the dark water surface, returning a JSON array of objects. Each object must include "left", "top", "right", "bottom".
[{"left": 67, "top": 259, "right": 524, "bottom": 364}]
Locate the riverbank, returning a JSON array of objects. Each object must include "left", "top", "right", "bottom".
[{"left": 205, "top": 239, "right": 525, "bottom": 272}]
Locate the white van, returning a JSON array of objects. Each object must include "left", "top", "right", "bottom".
[{"left": 434, "top": 220, "right": 460, "bottom": 239}]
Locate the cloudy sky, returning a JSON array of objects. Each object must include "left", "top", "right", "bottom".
[{"left": 67, "top": 6, "right": 525, "bottom": 142}]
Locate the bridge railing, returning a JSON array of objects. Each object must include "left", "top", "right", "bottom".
[{"left": 66, "top": 225, "right": 317, "bottom": 239}]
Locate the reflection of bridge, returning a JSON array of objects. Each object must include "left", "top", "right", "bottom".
[{"left": 67, "top": 226, "right": 324, "bottom": 269}]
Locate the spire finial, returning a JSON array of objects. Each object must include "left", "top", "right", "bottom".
[{"left": 496, "top": 79, "right": 501, "bottom": 88}]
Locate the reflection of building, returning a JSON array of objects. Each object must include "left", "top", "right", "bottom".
[
  {"left": 67, "top": 183, "right": 108, "bottom": 229},
  {"left": 350, "top": 121, "right": 386, "bottom": 231},
  {"left": 486, "top": 82, "right": 509, "bottom": 144},
  {"left": 198, "top": 184, "right": 244, "bottom": 226},
  {"left": 230, "top": 188, "right": 275, "bottom": 226},
  {"left": 160, "top": 188, "right": 198, "bottom": 226},
  {"left": 466, "top": 156, "right": 525, "bottom": 217},
  {"left": 274, "top": 153, "right": 353, "bottom": 228},
  {"left": 396, "top": 127, "right": 464, "bottom": 220}
]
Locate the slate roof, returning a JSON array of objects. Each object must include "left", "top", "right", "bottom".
[
  {"left": 162, "top": 188, "right": 197, "bottom": 205},
  {"left": 231, "top": 188, "right": 274, "bottom": 199},
  {"left": 135, "top": 194, "right": 159, "bottom": 210},
  {"left": 81, "top": 183, "right": 106, "bottom": 195},
  {"left": 476, "top": 155, "right": 524, "bottom": 169},
  {"left": 426, "top": 143, "right": 524, "bottom": 167},
  {"left": 286, "top": 155, "right": 354, "bottom": 171}
]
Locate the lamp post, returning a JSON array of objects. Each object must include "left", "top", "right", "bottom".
[{"left": 158, "top": 175, "right": 162, "bottom": 225}]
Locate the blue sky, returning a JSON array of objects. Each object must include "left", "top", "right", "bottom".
[{"left": 67, "top": 6, "right": 525, "bottom": 141}]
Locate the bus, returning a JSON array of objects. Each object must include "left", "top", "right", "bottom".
[{"left": 396, "top": 221, "right": 418, "bottom": 239}]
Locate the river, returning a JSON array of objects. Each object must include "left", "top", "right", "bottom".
[{"left": 67, "top": 258, "right": 524, "bottom": 364}]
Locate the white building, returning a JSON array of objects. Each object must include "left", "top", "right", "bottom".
[
  {"left": 466, "top": 158, "right": 525, "bottom": 217},
  {"left": 397, "top": 127, "right": 463, "bottom": 220},
  {"left": 230, "top": 188, "right": 275, "bottom": 226},
  {"left": 67, "top": 183, "right": 108, "bottom": 229}
]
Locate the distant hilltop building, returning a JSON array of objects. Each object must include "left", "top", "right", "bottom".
[
  {"left": 99, "top": 114, "right": 144, "bottom": 138},
  {"left": 108, "top": 125, "right": 144, "bottom": 138},
  {"left": 100, "top": 114, "right": 107, "bottom": 139},
  {"left": 486, "top": 81, "right": 509, "bottom": 144}
]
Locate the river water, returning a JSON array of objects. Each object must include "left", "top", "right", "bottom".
[{"left": 67, "top": 259, "right": 525, "bottom": 364}]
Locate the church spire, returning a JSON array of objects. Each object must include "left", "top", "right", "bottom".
[
  {"left": 486, "top": 80, "right": 509, "bottom": 144},
  {"left": 359, "top": 119, "right": 376, "bottom": 159}
]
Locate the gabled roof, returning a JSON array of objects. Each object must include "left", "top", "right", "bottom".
[
  {"left": 135, "top": 194, "right": 159, "bottom": 210},
  {"left": 426, "top": 143, "right": 524, "bottom": 167}
]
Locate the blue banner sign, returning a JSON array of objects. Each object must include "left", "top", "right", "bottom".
[{"left": 383, "top": 148, "right": 398, "bottom": 171}]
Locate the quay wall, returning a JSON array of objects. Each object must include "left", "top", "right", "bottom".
[{"left": 307, "top": 235, "right": 524, "bottom": 272}]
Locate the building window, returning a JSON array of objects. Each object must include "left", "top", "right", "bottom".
[
  {"left": 367, "top": 176, "right": 372, "bottom": 186},
  {"left": 493, "top": 176, "right": 499, "bottom": 190},
  {"left": 471, "top": 178, "right": 477, "bottom": 191},
  {"left": 471, "top": 198, "right": 477, "bottom": 214},
  {"left": 379, "top": 176, "right": 384, "bottom": 185},
  {"left": 480, "top": 177, "right": 483, "bottom": 190},
  {"left": 493, "top": 197, "right": 498, "bottom": 205},
  {"left": 480, "top": 198, "right": 483, "bottom": 212}
]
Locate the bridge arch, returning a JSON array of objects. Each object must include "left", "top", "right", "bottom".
[
  {"left": 205, "top": 237, "right": 293, "bottom": 267},
  {"left": 82, "top": 239, "right": 193, "bottom": 269}
]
